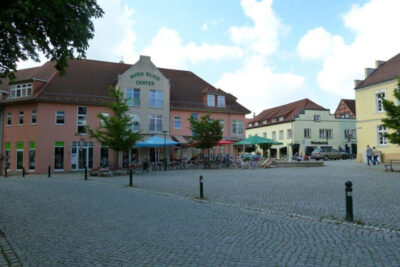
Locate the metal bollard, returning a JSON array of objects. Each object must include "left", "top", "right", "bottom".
[
  {"left": 48, "top": 165, "right": 51, "bottom": 178},
  {"left": 22, "top": 167, "right": 25, "bottom": 178},
  {"left": 84, "top": 166, "right": 88, "bottom": 180},
  {"left": 4, "top": 167, "right": 7, "bottom": 178},
  {"left": 129, "top": 168, "right": 133, "bottom": 187},
  {"left": 199, "top": 175, "right": 204, "bottom": 199},
  {"left": 345, "top": 181, "right": 353, "bottom": 222}
]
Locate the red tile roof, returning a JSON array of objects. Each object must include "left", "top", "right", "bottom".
[
  {"left": 0, "top": 59, "right": 250, "bottom": 114},
  {"left": 355, "top": 53, "right": 400, "bottom": 89},
  {"left": 246, "top": 98, "right": 326, "bottom": 129}
]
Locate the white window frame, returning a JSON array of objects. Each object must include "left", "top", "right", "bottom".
[
  {"left": 304, "top": 128, "right": 311, "bottom": 138},
  {"left": 31, "top": 110, "right": 37, "bottom": 125},
  {"left": 217, "top": 95, "right": 225, "bottom": 107},
  {"left": 271, "top": 118, "right": 276, "bottom": 123},
  {"left": 6, "top": 112, "right": 11, "bottom": 126},
  {"left": 174, "top": 116, "right": 181, "bottom": 129},
  {"left": 287, "top": 129, "right": 292, "bottom": 139},
  {"left": 375, "top": 89, "right": 386, "bottom": 113},
  {"left": 18, "top": 111, "right": 24, "bottom": 125},
  {"left": 149, "top": 90, "right": 163, "bottom": 108},
  {"left": 232, "top": 120, "right": 243, "bottom": 135},
  {"left": 254, "top": 122, "right": 259, "bottom": 126},
  {"left": 272, "top": 131, "right": 276, "bottom": 140},
  {"left": 9, "top": 83, "right": 33, "bottom": 99},
  {"left": 314, "top": 114, "right": 321, "bottom": 121},
  {"left": 279, "top": 116, "right": 284, "bottom": 121},
  {"left": 149, "top": 114, "right": 162, "bottom": 132},
  {"left": 263, "top": 120, "right": 267, "bottom": 125},
  {"left": 279, "top": 130, "right": 284, "bottom": 140},
  {"left": 77, "top": 106, "right": 87, "bottom": 135},
  {"left": 126, "top": 88, "right": 140, "bottom": 107},
  {"left": 219, "top": 119, "right": 224, "bottom": 133},
  {"left": 377, "top": 125, "right": 388, "bottom": 146},
  {"left": 207, "top": 95, "right": 215, "bottom": 107},
  {"left": 56, "top": 111, "right": 65, "bottom": 125}
]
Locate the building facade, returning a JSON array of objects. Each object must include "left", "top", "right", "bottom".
[
  {"left": 0, "top": 56, "right": 249, "bottom": 173},
  {"left": 246, "top": 99, "right": 356, "bottom": 158},
  {"left": 355, "top": 54, "right": 400, "bottom": 162}
]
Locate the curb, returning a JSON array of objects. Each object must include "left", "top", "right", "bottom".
[{"left": 0, "top": 230, "right": 22, "bottom": 267}]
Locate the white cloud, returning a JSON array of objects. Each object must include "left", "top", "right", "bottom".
[
  {"left": 216, "top": 56, "right": 305, "bottom": 114},
  {"left": 142, "top": 27, "right": 243, "bottom": 69},
  {"left": 298, "top": 0, "right": 400, "bottom": 97},
  {"left": 201, "top": 18, "right": 224, "bottom": 31},
  {"left": 228, "top": 0, "right": 284, "bottom": 57}
]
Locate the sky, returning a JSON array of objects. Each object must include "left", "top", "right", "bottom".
[{"left": 17, "top": 0, "right": 400, "bottom": 117}]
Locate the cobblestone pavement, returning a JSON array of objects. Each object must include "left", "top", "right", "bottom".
[
  {"left": 0, "top": 172, "right": 400, "bottom": 266},
  {"left": 85, "top": 160, "right": 400, "bottom": 230}
]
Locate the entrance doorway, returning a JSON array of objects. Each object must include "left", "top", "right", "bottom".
[{"left": 71, "top": 142, "right": 93, "bottom": 170}]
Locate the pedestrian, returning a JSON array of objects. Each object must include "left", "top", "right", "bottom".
[
  {"left": 366, "top": 145, "right": 373, "bottom": 166},
  {"left": 372, "top": 147, "right": 380, "bottom": 165}
]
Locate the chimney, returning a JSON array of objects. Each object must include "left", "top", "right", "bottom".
[
  {"left": 364, "top": 68, "right": 375, "bottom": 78},
  {"left": 354, "top": 80, "right": 362, "bottom": 88},
  {"left": 375, "top": 60, "right": 386, "bottom": 68},
  {"left": 140, "top": 55, "right": 151, "bottom": 62},
  {"left": 253, "top": 112, "right": 256, "bottom": 118}
]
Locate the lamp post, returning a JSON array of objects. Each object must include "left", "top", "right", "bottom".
[{"left": 163, "top": 130, "right": 168, "bottom": 171}]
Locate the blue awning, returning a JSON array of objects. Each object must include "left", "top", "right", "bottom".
[{"left": 135, "top": 136, "right": 178, "bottom": 148}]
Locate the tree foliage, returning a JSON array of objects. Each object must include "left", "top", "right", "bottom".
[
  {"left": 88, "top": 86, "right": 142, "bottom": 156},
  {"left": 188, "top": 113, "right": 223, "bottom": 150},
  {"left": 382, "top": 76, "right": 400, "bottom": 145},
  {"left": 0, "top": 0, "right": 104, "bottom": 80}
]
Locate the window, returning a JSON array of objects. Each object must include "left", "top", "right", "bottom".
[
  {"left": 232, "top": 120, "right": 243, "bottom": 135},
  {"left": 126, "top": 88, "right": 140, "bottom": 106},
  {"left": 54, "top": 142, "right": 64, "bottom": 170},
  {"left": 319, "top": 129, "right": 325, "bottom": 138},
  {"left": 375, "top": 91, "right": 386, "bottom": 112},
  {"left": 150, "top": 90, "right": 163, "bottom": 108},
  {"left": 191, "top": 113, "right": 198, "bottom": 120},
  {"left": 287, "top": 129, "right": 292, "bottom": 139},
  {"left": 304, "top": 128, "right": 311, "bottom": 138},
  {"left": 77, "top": 107, "right": 87, "bottom": 134},
  {"left": 18, "top": 111, "right": 24, "bottom": 125},
  {"left": 279, "top": 116, "right": 284, "bottom": 121},
  {"left": 5, "top": 142, "right": 11, "bottom": 170},
  {"left": 219, "top": 119, "right": 224, "bottom": 132},
  {"left": 320, "top": 129, "right": 333, "bottom": 139},
  {"left": 100, "top": 113, "right": 109, "bottom": 127},
  {"left": 377, "top": 125, "right": 388, "bottom": 145},
  {"left": 248, "top": 123, "right": 252, "bottom": 127},
  {"left": 263, "top": 120, "right": 267, "bottom": 125},
  {"left": 254, "top": 122, "right": 259, "bottom": 126},
  {"left": 56, "top": 111, "right": 65, "bottom": 125},
  {"left": 207, "top": 95, "right": 215, "bottom": 106},
  {"left": 174, "top": 116, "right": 181, "bottom": 129},
  {"left": 16, "top": 142, "right": 24, "bottom": 170},
  {"left": 271, "top": 118, "right": 276, "bottom": 123},
  {"left": 344, "top": 113, "right": 350, "bottom": 118},
  {"left": 263, "top": 132, "right": 267, "bottom": 138},
  {"left": 129, "top": 114, "right": 141, "bottom": 132},
  {"left": 9, "top": 83, "right": 33, "bottom": 99},
  {"left": 31, "top": 110, "right": 37, "bottom": 125},
  {"left": 314, "top": 115, "right": 320, "bottom": 121},
  {"left": 100, "top": 145, "right": 109, "bottom": 165},
  {"left": 217, "top": 96, "right": 225, "bottom": 107},
  {"left": 6, "top": 113, "right": 11, "bottom": 126},
  {"left": 279, "top": 130, "right": 284, "bottom": 140},
  {"left": 149, "top": 114, "right": 162, "bottom": 132},
  {"left": 29, "top": 142, "right": 35, "bottom": 170},
  {"left": 326, "top": 129, "right": 332, "bottom": 139},
  {"left": 344, "top": 129, "right": 355, "bottom": 139},
  {"left": 272, "top": 131, "right": 276, "bottom": 140}
]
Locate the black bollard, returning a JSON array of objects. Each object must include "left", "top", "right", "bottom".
[
  {"left": 345, "top": 181, "right": 353, "bottom": 222},
  {"left": 129, "top": 168, "right": 133, "bottom": 187},
  {"left": 48, "top": 165, "right": 51, "bottom": 178},
  {"left": 4, "top": 167, "right": 7, "bottom": 178},
  {"left": 22, "top": 167, "right": 25, "bottom": 178},
  {"left": 84, "top": 166, "right": 88, "bottom": 180},
  {"left": 199, "top": 175, "right": 204, "bottom": 199}
]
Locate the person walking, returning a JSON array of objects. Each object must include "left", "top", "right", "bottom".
[
  {"left": 372, "top": 147, "right": 380, "bottom": 165},
  {"left": 366, "top": 145, "right": 373, "bottom": 166}
]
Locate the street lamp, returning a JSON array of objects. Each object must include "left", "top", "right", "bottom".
[{"left": 163, "top": 130, "right": 168, "bottom": 171}]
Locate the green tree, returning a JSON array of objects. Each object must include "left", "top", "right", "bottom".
[
  {"left": 88, "top": 86, "right": 142, "bottom": 167},
  {"left": 0, "top": 0, "right": 103, "bottom": 80},
  {"left": 188, "top": 112, "right": 223, "bottom": 158},
  {"left": 382, "top": 76, "right": 400, "bottom": 145}
]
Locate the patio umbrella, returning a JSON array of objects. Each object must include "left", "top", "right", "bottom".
[
  {"left": 135, "top": 136, "right": 178, "bottom": 147},
  {"left": 234, "top": 135, "right": 282, "bottom": 145},
  {"left": 217, "top": 139, "right": 235, "bottom": 145}
]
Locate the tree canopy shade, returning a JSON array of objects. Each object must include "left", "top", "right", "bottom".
[
  {"left": 0, "top": 0, "right": 104, "bottom": 80},
  {"left": 88, "top": 86, "right": 142, "bottom": 165},
  {"left": 188, "top": 113, "right": 223, "bottom": 150},
  {"left": 382, "top": 76, "right": 400, "bottom": 145}
]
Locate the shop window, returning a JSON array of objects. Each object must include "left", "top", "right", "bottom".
[
  {"left": 29, "top": 142, "right": 36, "bottom": 170},
  {"left": 5, "top": 142, "right": 11, "bottom": 170},
  {"left": 16, "top": 142, "right": 24, "bottom": 170},
  {"left": 54, "top": 142, "right": 64, "bottom": 170}
]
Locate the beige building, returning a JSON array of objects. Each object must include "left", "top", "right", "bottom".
[{"left": 246, "top": 99, "right": 356, "bottom": 158}]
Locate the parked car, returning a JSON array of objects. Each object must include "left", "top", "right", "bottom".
[{"left": 311, "top": 148, "right": 349, "bottom": 160}]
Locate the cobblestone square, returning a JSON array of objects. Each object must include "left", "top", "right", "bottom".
[{"left": 0, "top": 160, "right": 399, "bottom": 266}]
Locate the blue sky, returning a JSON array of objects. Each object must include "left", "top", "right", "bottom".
[{"left": 18, "top": 0, "right": 400, "bottom": 116}]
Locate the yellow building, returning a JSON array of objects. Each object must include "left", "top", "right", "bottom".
[
  {"left": 246, "top": 99, "right": 356, "bottom": 158},
  {"left": 355, "top": 54, "right": 400, "bottom": 162}
]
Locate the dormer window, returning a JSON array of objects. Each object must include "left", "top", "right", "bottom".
[
  {"left": 254, "top": 122, "right": 259, "bottom": 126},
  {"left": 217, "top": 96, "right": 225, "bottom": 107},
  {"left": 207, "top": 95, "right": 215, "bottom": 106},
  {"left": 279, "top": 116, "right": 284, "bottom": 121},
  {"left": 263, "top": 120, "right": 267, "bottom": 124},
  {"left": 248, "top": 123, "right": 252, "bottom": 127},
  {"left": 271, "top": 118, "right": 276, "bottom": 123},
  {"left": 9, "top": 83, "right": 33, "bottom": 99}
]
